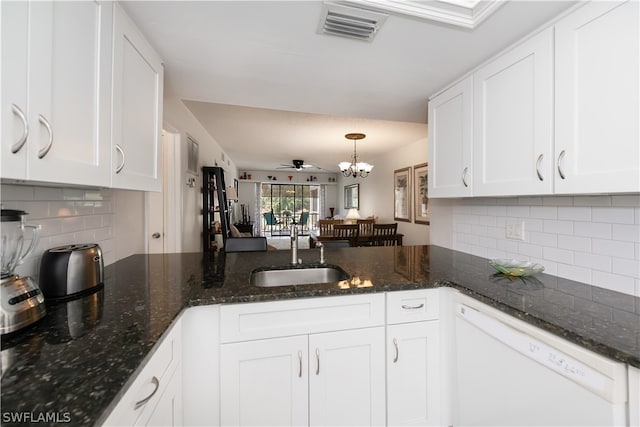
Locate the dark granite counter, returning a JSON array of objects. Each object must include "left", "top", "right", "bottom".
[{"left": 1, "top": 245, "right": 639, "bottom": 426}]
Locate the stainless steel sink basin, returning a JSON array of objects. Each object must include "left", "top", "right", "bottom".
[{"left": 250, "top": 265, "right": 350, "bottom": 287}]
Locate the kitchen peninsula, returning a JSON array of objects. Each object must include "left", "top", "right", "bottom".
[{"left": 1, "top": 245, "right": 639, "bottom": 426}]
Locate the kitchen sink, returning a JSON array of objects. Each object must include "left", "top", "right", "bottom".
[{"left": 250, "top": 265, "right": 350, "bottom": 287}]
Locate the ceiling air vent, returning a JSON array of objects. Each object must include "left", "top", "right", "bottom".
[{"left": 318, "top": 3, "right": 388, "bottom": 42}]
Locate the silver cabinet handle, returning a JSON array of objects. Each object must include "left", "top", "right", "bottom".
[
  {"left": 315, "top": 348, "right": 320, "bottom": 375},
  {"left": 298, "top": 351, "right": 303, "bottom": 378},
  {"left": 134, "top": 376, "right": 160, "bottom": 410},
  {"left": 536, "top": 154, "right": 544, "bottom": 181},
  {"left": 115, "top": 144, "right": 126, "bottom": 173},
  {"left": 11, "top": 104, "right": 28, "bottom": 154},
  {"left": 462, "top": 167, "right": 469, "bottom": 188},
  {"left": 393, "top": 338, "right": 399, "bottom": 363},
  {"left": 401, "top": 303, "right": 424, "bottom": 310},
  {"left": 557, "top": 150, "right": 566, "bottom": 180},
  {"left": 37, "top": 114, "right": 53, "bottom": 159}
]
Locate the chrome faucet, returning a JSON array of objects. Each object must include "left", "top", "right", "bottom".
[
  {"left": 317, "top": 242, "right": 325, "bottom": 264},
  {"left": 290, "top": 224, "right": 300, "bottom": 265}
]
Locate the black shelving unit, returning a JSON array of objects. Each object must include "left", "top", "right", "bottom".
[{"left": 202, "top": 166, "right": 231, "bottom": 252}]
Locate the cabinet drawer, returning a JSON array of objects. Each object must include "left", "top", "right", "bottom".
[
  {"left": 220, "top": 294, "right": 385, "bottom": 343},
  {"left": 103, "top": 318, "right": 182, "bottom": 426},
  {"left": 386, "top": 289, "right": 439, "bottom": 324}
]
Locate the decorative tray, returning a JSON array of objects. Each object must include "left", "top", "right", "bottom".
[{"left": 489, "top": 259, "right": 545, "bottom": 277}]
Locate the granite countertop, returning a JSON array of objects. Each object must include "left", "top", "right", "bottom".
[{"left": 1, "top": 245, "right": 639, "bottom": 426}]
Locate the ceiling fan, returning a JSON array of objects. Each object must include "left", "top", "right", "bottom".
[{"left": 277, "top": 159, "right": 314, "bottom": 171}]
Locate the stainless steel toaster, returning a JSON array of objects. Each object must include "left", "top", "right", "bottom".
[{"left": 39, "top": 244, "right": 104, "bottom": 299}]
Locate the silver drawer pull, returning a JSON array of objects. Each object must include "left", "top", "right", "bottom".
[
  {"left": 536, "top": 154, "right": 544, "bottom": 181},
  {"left": 115, "top": 144, "right": 126, "bottom": 173},
  {"left": 462, "top": 167, "right": 469, "bottom": 188},
  {"left": 315, "top": 348, "right": 320, "bottom": 375},
  {"left": 401, "top": 303, "right": 424, "bottom": 310},
  {"left": 37, "top": 114, "right": 53, "bottom": 159},
  {"left": 393, "top": 338, "right": 399, "bottom": 363},
  {"left": 557, "top": 150, "right": 566, "bottom": 180},
  {"left": 11, "top": 104, "right": 28, "bottom": 154},
  {"left": 134, "top": 376, "right": 160, "bottom": 410},
  {"left": 298, "top": 351, "right": 303, "bottom": 378}
]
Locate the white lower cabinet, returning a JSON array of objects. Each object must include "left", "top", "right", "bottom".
[
  {"left": 219, "top": 294, "right": 386, "bottom": 426},
  {"left": 309, "top": 327, "right": 386, "bottom": 426},
  {"left": 386, "top": 290, "right": 441, "bottom": 427},
  {"left": 387, "top": 322, "right": 440, "bottom": 426},
  {"left": 102, "top": 317, "right": 182, "bottom": 426},
  {"left": 220, "top": 335, "right": 309, "bottom": 426},
  {"left": 630, "top": 366, "right": 640, "bottom": 427}
]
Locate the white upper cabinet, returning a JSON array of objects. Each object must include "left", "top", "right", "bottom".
[
  {"left": 428, "top": 76, "right": 473, "bottom": 198},
  {"left": 111, "top": 3, "right": 163, "bottom": 192},
  {"left": 554, "top": 0, "right": 639, "bottom": 194},
  {"left": 472, "top": 28, "right": 554, "bottom": 196},
  {"left": 1, "top": 1, "right": 112, "bottom": 187}
]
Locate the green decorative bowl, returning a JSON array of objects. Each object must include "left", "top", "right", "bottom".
[{"left": 489, "top": 259, "right": 545, "bottom": 277}]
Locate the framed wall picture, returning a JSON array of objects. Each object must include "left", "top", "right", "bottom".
[
  {"left": 393, "top": 167, "right": 411, "bottom": 222},
  {"left": 344, "top": 183, "right": 359, "bottom": 210},
  {"left": 413, "top": 163, "right": 429, "bottom": 224}
]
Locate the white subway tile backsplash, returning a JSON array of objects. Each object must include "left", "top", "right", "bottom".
[
  {"left": 558, "top": 235, "right": 591, "bottom": 252},
  {"left": 612, "top": 195, "right": 640, "bottom": 207},
  {"left": 592, "top": 271, "right": 636, "bottom": 295},
  {"left": 447, "top": 194, "right": 640, "bottom": 297},
  {"left": 612, "top": 258, "right": 640, "bottom": 279},
  {"left": 573, "top": 196, "right": 612, "bottom": 207},
  {"left": 612, "top": 224, "right": 640, "bottom": 243},
  {"left": 1, "top": 184, "right": 116, "bottom": 280},
  {"left": 530, "top": 206, "right": 558, "bottom": 219},
  {"left": 574, "top": 222, "right": 612, "bottom": 239},
  {"left": 544, "top": 247, "right": 574, "bottom": 264},
  {"left": 558, "top": 207, "right": 591, "bottom": 221},
  {"left": 543, "top": 220, "right": 574, "bottom": 235},
  {"left": 592, "top": 239, "right": 635, "bottom": 259},
  {"left": 592, "top": 207, "right": 635, "bottom": 224},
  {"left": 529, "top": 232, "right": 558, "bottom": 248},
  {"left": 574, "top": 252, "right": 612, "bottom": 272}
]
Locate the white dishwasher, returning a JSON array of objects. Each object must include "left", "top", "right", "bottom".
[{"left": 453, "top": 293, "right": 628, "bottom": 426}]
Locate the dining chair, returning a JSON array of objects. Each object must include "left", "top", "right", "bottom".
[
  {"left": 372, "top": 223, "right": 398, "bottom": 237},
  {"left": 318, "top": 219, "right": 341, "bottom": 235},
  {"left": 372, "top": 234, "right": 402, "bottom": 246},
  {"left": 357, "top": 219, "right": 375, "bottom": 237},
  {"left": 263, "top": 211, "right": 281, "bottom": 235},
  {"left": 333, "top": 224, "right": 359, "bottom": 247}
]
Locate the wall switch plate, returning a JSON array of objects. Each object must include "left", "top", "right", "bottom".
[{"left": 506, "top": 221, "right": 525, "bottom": 240}]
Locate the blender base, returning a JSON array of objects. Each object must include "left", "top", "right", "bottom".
[{"left": 1, "top": 276, "right": 47, "bottom": 335}]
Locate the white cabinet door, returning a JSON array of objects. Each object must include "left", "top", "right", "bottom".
[
  {"left": 142, "top": 365, "right": 183, "bottom": 427},
  {"left": 111, "top": 3, "right": 163, "bottom": 192},
  {"left": 630, "top": 366, "right": 640, "bottom": 427},
  {"left": 1, "top": 1, "right": 112, "bottom": 186},
  {"left": 473, "top": 28, "right": 554, "bottom": 196},
  {"left": 428, "top": 76, "right": 473, "bottom": 198},
  {"left": 309, "top": 327, "right": 386, "bottom": 426},
  {"left": 1, "top": 1, "right": 29, "bottom": 180},
  {"left": 555, "top": 1, "right": 639, "bottom": 193},
  {"left": 387, "top": 321, "right": 441, "bottom": 426},
  {"left": 220, "top": 335, "right": 309, "bottom": 427}
]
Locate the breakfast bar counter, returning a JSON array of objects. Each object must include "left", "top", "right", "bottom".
[{"left": 1, "top": 245, "right": 639, "bottom": 426}]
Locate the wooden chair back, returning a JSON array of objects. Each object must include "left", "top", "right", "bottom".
[
  {"left": 357, "top": 219, "right": 375, "bottom": 237},
  {"left": 372, "top": 234, "right": 401, "bottom": 246},
  {"left": 373, "top": 223, "right": 398, "bottom": 236},
  {"left": 318, "top": 219, "right": 341, "bottom": 235},
  {"left": 332, "top": 224, "right": 359, "bottom": 246}
]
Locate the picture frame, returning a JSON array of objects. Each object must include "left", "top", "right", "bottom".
[
  {"left": 413, "top": 163, "right": 429, "bottom": 224},
  {"left": 344, "top": 183, "right": 359, "bottom": 210},
  {"left": 393, "top": 167, "right": 411, "bottom": 222}
]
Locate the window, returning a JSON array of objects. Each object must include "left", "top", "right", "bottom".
[{"left": 261, "top": 184, "right": 320, "bottom": 235}]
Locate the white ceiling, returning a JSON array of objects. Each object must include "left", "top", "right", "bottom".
[{"left": 122, "top": 0, "right": 576, "bottom": 172}]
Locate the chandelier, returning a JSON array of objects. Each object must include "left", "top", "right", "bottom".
[{"left": 339, "top": 133, "right": 374, "bottom": 178}]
